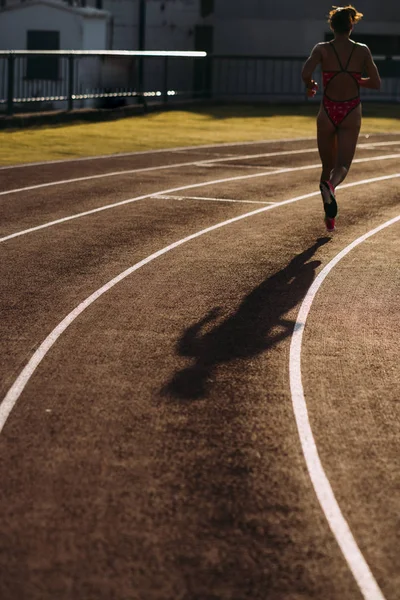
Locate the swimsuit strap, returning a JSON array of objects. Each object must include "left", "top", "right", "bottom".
[
  {"left": 329, "top": 41, "right": 357, "bottom": 72},
  {"left": 344, "top": 42, "right": 357, "bottom": 70},
  {"left": 329, "top": 42, "right": 344, "bottom": 70},
  {"left": 324, "top": 42, "right": 360, "bottom": 102}
]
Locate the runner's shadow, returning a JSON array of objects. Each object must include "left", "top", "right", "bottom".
[{"left": 163, "top": 237, "right": 331, "bottom": 400}]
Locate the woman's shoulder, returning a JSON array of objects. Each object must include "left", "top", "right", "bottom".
[
  {"left": 354, "top": 42, "right": 370, "bottom": 53},
  {"left": 315, "top": 42, "right": 331, "bottom": 49},
  {"left": 353, "top": 42, "right": 371, "bottom": 61},
  {"left": 314, "top": 41, "right": 332, "bottom": 57}
]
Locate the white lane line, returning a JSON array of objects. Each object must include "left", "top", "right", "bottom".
[
  {"left": 2, "top": 153, "right": 400, "bottom": 244},
  {"left": 0, "top": 162, "right": 321, "bottom": 242},
  {"left": 0, "top": 160, "right": 221, "bottom": 197},
  {"left": 197, "top": 141, "right": 400, "bottom": 167},
  {"left": 0, "top": 149, "right": 315, "bottom": 197},
  {"left": 0, "top": 149, "right": 318, "bottom": 198},
  {"left": 358, "top": 140, "right": 400, "bottom": 149},
  {"left": 289, "top": 216, "right": 400, "bottom": 600},
  {"left": 0, "top": 132, "right": 397, "bottom": 171},
  {"left": 1, "top": 172, "right": 399, "bottom": 437},
  {"left": 152, "top": 194, "right": 276, "bottom": 205},
  {"left": 195, "top": 164, "right": 278, "bottom": 170},
  {"left": 1, "top": 141, "right": 400, "bottom": 197},
  {"left": 0, "top": 136, "right": 317, "bottom": 170},
  {"left": 361, "top": 143, "right": 400, "bottom": 150}
]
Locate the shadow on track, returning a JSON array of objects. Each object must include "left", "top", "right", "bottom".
[{"left": 163, "top": 237, "right": 331, "bottom": 400}]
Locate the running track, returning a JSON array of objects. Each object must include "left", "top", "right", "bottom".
[{"left": 1, "top": 134, "right": 399, "bottom": 600}]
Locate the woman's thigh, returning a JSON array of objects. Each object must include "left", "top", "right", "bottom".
[
  {"left": 337, "top": 107, "right": 362, "bottom": 169},
  {"left": 317, "top": 108, "right": 337, "bottom": 169}
]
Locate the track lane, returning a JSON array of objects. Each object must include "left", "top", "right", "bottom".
[
  {"left": 2, "top": 151, "right": 400, "bottom": 242},
  {"left": 2, "top": 163, "right": 399, "bottom": 399},
  {"left": 0, "top": 137, "right": 319, "bottom": 190},
  {"left": 3, "top": 139, "right": 400, "bottom": 198},
  {"left": 0, "top": 148, "right": 319, "bottom": 197},
  {"left": 2, "top": 153, "right": 399, "bottom": 398},
  {"left": 0, "top": 197, "right": 363, "bottom": 600},
  {"left": 0, "top": 159, "right": 318, "bottom": 240},
  {"left": 1, "top": 137, "right": 399, "bottom": 600},
  {"left": 299, "top": 213, "right": 400, "bottom": 600},
  {"left": 0, "top": 177, "right": 400, "bottom": 596},
  {"left": 1, "top": 133, "right": 399, "bottom": 191}
]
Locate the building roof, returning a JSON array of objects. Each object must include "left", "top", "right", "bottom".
[{"left": 0, "top": 0, "right": 110, "bottom": 18}]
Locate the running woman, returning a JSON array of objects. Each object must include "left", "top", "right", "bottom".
[{"left": 301, "top": 5, "right": 381, "bottom": 231}]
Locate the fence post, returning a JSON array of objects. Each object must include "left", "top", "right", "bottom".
[
  {"left": 163, "top": 56, "right": 169, "bottom": 104},
  {"left": 137, "top": 56, "right": 147, "bottom": 108},
  {"left": 67, "top": 54, "right": 74, "bottom": 111},
  {"left": 204, "top": 55, "right": 212, "bottom": 98},
  {"left": 7, "top": 53, "right": 15, "bottom": 116}
]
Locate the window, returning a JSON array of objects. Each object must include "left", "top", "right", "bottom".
[
  {"left": 200, "top": 0, "right": 214, "bottom": 18},
  {"left": 27, "top": 31, "right": 60, "bottom": 80}
]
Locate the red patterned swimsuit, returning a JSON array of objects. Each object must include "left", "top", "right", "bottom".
[{"left": 322, "top": 42, "right": 362, "bottom": 128}]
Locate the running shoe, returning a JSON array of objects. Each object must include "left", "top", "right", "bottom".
[
  {"left": 325, "top": 217, "right": 336, "bottom": 232},
  {"left": 319, "top": 180, "right": 338, "bottom": 219}
]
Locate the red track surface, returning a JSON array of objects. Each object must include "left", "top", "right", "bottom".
[{"left": 1, "top": 134, "right": 399, "bottom": 600}]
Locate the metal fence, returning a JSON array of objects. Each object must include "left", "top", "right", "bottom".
[
  {"left": 211, "top": 55, "right": 400, "bottom": 102},
  {"left": 0, "top": 50, "right": 208, "bottom": 115},
  {"left": 1, "top": 50, "right": 399, "bottom": 115}
]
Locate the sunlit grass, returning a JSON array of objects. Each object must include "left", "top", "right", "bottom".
[{"left": 0, "top": 103, "right": 399, "bottom": 166}]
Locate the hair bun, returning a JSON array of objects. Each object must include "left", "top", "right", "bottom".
[{"left": 328, "top": 5, "right": 363, "bottom": 33}]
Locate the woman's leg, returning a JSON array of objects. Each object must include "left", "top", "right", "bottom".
[
  {"left": 329, "top": 125, "right": 361, "bottom": 188},
  {"left": 317, "top": 109, "right": 340, "bottom": 228},
  {"left": 317, "top": 108, "right": 337, "bottom": 181},
  {"left": 329, "top": 107, "right": 362, "bottom": 188}
]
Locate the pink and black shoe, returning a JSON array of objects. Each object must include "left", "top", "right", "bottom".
[
  {"left": 325, "top": 217, "right": 336, "bottom": 232},
  {"left": 319, "top": 180, "right": 338, "bottom": 219}
]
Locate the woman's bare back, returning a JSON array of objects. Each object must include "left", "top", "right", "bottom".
[{"left": 319, "top": 40, "right": 367, "bottom": 101}]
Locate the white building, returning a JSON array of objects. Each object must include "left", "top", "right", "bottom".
[
  {"left": 0, "top": 0, "right": 111, "bottom": 50},
  {"left": 0, "top": 0, "right": 209, "bottom": 52},
  {"left": 0, "top": 0, "right": 211, "bottom": 111}
]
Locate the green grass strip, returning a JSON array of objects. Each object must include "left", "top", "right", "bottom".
[{"left": 1, "top": 103, "right": 399, "bottom": 166}]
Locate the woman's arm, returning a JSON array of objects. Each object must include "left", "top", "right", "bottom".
[
  {"left": 360, "top": 45, "right": 381, "bottom": 89},
  {"left": 301, "top": 44, "right": 322, "bottom": 87}
]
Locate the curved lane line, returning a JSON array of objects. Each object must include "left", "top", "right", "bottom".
[
  {"left": 1, "top": 142, "right": 400, "bottom": 197},
  {"left": 0, "top": 163, "right": 321, "bottom": 242},
  {"left": 0, "top": 133, "right": 398, "bottom": 171},
  {"left": 1, "top": 180, "right": 399, "bottom": 600},
  {"left": 0, "top": 136, "right": 317, "bottom": 170},
  {"left": 2, "top": 173, "right": 400, "bottom": 437},
  {"left": 2, "top": 156, "right": 400, "bottom": 244},
  {"left": 289, "top": 215, "right": 400, "bottom": 600},
  {"left": 0, "top": 148, "right": 319, "bottom": 197}
]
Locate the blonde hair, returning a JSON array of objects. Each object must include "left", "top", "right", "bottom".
[{"left": 328, "top": 5, "right": 363, "bottom": 33}]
